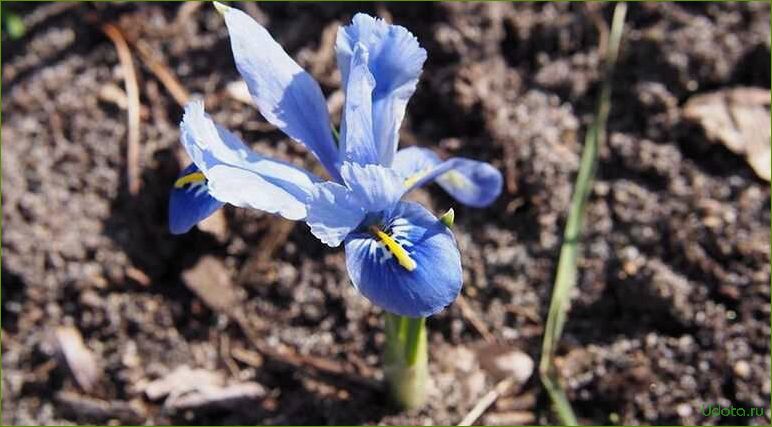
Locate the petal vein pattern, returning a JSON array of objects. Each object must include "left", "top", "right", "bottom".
[
  {"left": 180, "top": 101, "right": 320, "bottom": 221},
  {"left": 222, "top": 5, "right": 340, "bottom": 179},
  {"left": 344, "top": 202, "right": 462, "bottom": 317},
  {"left": 336, "top": 13, "right": 427, "bottom": 166}
]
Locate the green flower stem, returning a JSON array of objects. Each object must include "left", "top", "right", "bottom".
[{"left": 384, "top": 313, "right": 428, "bottom": 410}]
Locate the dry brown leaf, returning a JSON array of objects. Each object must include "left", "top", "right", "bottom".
[{"left": 683, "top": 87, "right": 771, "bottom": 181}]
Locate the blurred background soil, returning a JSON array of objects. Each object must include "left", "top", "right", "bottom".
[{"left": 1, "top": 2, "right": 770, "bottom": 425}]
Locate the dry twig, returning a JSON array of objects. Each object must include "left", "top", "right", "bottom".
[
  {"left": 131, "top": 39, "right": 190, "bottom": 107},
  {"left": 456, "top": 295, "right": 496, "bottom": 343},
  {"left": 231, "top": 311, "right": 381, "bottom": 392},
  {"left": 458, "top": 377, "right": 516, "bottom": 426},
  {"left": 102, "top": 23, "right": 141, "bottom": 195}
]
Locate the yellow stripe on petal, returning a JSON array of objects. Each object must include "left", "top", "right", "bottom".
[
  {"left": 403, "top": 167, "right": 431, "bottom": 188},
  {"left": 370, "top": 225, "right": 417, "bottom": 272},
  {"left": 438, "top": 170, "right": 470, "bottom": 189},
  {"left": 174, "top": 171, "right": 207, "bottom": 188}
]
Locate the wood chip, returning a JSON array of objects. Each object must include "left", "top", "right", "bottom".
[
  {"left": 143, "top": 365, "right": 224, "bottom": 401},
  {"left": 495, "top": 392, "right": 536, "bottom": 411},
  {"left": 54, "top": 327, "right": 101, "bottom": 393},
  {"left": 182, "top": 256, "right": 241, "bottom": 313},
  {"left": 482, "top": 410, "right": 536, "bottom": 426},
  {"left": 197, "top": 209, "right": 228, "bottom": 242},
  {"left": 55, "top": 392, "right": 145, "bottom": 424},
  {"left": 477, "top": 344, "right": 534, "bottom": 385},
  {"left": 125, "top": 266, "right": 151, "bottom": 286},
  {"left": 231, "top": 346, "right": 264, "bottom": 368},
  {"left": 164, "top": 382, "right": 266, "bottom": 412}
]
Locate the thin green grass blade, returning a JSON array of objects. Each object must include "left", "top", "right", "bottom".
[{"left": 538, "top": 3, "right": 627, "bottom": 426}]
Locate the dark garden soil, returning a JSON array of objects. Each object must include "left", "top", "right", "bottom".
[{"left": 2, "top": 2, "right": 770, "bottom": 425}]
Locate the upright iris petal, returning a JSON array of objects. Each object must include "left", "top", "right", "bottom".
[
  {"left": 344, "top": 202, "right": 462, "bottom": 317},
  {"left": 339, "top": 44, "right": 379, "bottom": 166},
  {"left": 336, "top": 13, "right": 427, "bottom": 166},
  {"left": 393, "top": 146, "right": 503, "bottom": 208},
  {"left": 220, "top": 4, "right": 341, "bottom": 180},
  {"left": 340, "top": 162, "right": 405, "bottom": 213},
  {"left": 306, "top": 162, "right": 405, "bottom": 247}
]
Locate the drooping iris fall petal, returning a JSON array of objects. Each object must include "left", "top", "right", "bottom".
[
  {"left": 393, "top": 146, "right": 503, "bottom": 208},
  {"left": 344, "top": 202, "right": 462, "bottom": 317},
  {"left": 180, "top": 101, "right": 321, "bottom": 221},
  {"left": 168, "top": 163, "right": 224, "bottom": 235}
]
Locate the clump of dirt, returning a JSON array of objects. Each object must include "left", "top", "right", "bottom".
[{"left": 2, "top": 2, "right": 769, "bottom": 425}]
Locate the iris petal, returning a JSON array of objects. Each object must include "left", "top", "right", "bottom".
[
  {"left": 220, "top": 4, "right": 340, "bottom": 180},
  {"left": 344, "top": 202, "right": 462, "bottom": 317},
  {"left": 169, "top": 163, "right": 224, "bottom": 234},
  {"left": 391, "top": 146, "right": 441, "bottom": 180},
  {"left": 393, "top": 147, "right": 503, "bottom": 208},
  {"left": 180, "top": 101, "right": 320, "bottom": 221},
  {"left": 341, "top": 162, "right": 406, "bottom": 213},
  {"left": 306, "top": 182, "right": 366, "bottom": 247},
  {"left": 339, "top": 44, "right": 379, "bottom": 166},
  {"left": 336, "top": 14, "right": 427, "bottom": 166}
]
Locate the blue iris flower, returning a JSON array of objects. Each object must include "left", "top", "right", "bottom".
[{"left": 169, "top": 6, "right": 502, "bottom": 317}]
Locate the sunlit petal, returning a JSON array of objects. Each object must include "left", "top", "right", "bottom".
[
  {"left": 344, "top": 202, "right": 462, "bottom": 317},
  {"left": 339, "top": 43, "right": 379, "bottom": 165},
  {"left": 394, "top": 147, "right": 503, "bottom": 208},
  {"left": 337, "top": 14, "right": 427, "bottom": 166},
  {"left": 180, "top": 101, "right": 320, "bottom": 221},
  {"left": 220, "top": 4, "right": 340, "bottom": 179},
  {"left": 306, "top": 182, "right": 366, "bottom": 247},
  {"left": 341, "top": 162, "right": 406, "bottom": 213}
]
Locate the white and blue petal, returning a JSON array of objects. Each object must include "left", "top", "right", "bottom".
[
  {"left": 394, "top": 147, "right": 503, "bottom": 208},
  {"left": 180, "top": 101, "right": 321, "bottom": 221},
  {"left": 391, "top": 146, "right": 441, "bottom": 179},
  {"left": 339, "top": 43, "right": 378, "bottom": 166},
  {"left": 306, "top": 182, "right": 366, "bottom": 247},
  {"left": 344, "top": 202, "right": 462, "bottom": 317},
  {"left": 336, "top": 13, "right": 427, "bottom": 166},
  {"left": 341, "top": 162, "right": 405, "bottom": 213},
  {"left": 169, "top": 163, "right": 224, "bottom": 235},
  {"left": 219, "top": 4, "right": 340, "bottom": 180}
]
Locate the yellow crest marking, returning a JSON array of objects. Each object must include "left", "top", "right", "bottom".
[
  {"left": 370, "top": 226, "right": 417, "bottom": 272},
  {"left": 439, "top": 170, "right": 469, "bottom": 189},
  {"left": 174, "top": 171, "right": 207, "bottom": 188},
  {"left": 403, "top": 167, "right": 432, "bottom": 188}
]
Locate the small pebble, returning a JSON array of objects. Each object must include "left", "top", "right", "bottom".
[
  {"left": 487, "top": 349, "right": 534, "bottom": 384},
  {"left": 734, "top": 360, "right": 751, "bottom": 379}
]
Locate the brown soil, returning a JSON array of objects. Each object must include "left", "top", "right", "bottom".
[{"left": 2, "top": 2, "right": 770, "bottom": 425}]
